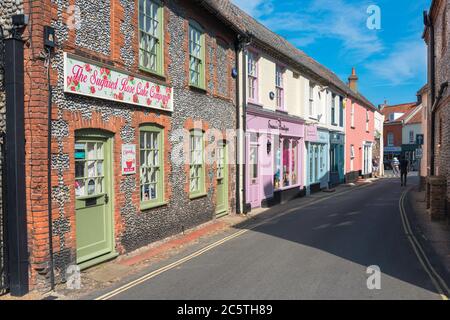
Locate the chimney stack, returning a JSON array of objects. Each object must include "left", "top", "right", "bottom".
[{"left": 348, "top": 67, "right": 358, "bottom": 93}]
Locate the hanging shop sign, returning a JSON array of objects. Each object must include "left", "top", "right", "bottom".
[
  {"left": 64, "top": 53, "right": 173, "bottom": 112},
  {"left": 122, "top": 144, "right": 137, "bottom": 175}
]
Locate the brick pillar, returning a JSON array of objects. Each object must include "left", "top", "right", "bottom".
[{"left": 428, "top": 176, "right": 447, "bottom": 220}]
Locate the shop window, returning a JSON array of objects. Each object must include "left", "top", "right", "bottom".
[
  {"left": 139, "top": 0, "right": 163, "bottom": 75},
  {"left": 308, "top": 145, "right": 314, "bottom": 184},
  {"left": 276, "top": 65, "right": 284, "bottom": 110},
  {"left": 248, "top": 51, "right": 258, "bottom": 102},
  {"left": 140, "top": 124, "right": 164, "bottom": 208},
  {"left": 189, "top": 21, "right": 205, "bottom": 89},
  {"left": 273, "top": 137, "right": 281, "bottom": 189},
  {"left": 291, "top": 140, "right": 298, "bottom": 185},
  {"left": 283, "top": 139, "right": 290, "bottom": 187},
  {"left": 75, "top": 142, "right": 104, "bottom": 197},
  {"left": 190, "top": 130, "right": 205, "bottom": 197}
]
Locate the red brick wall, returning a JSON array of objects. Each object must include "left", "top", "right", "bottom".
[
  {"left": 383, "top": 123, "right": 403, "bottom": 148},
  {"left": 22, "top": 0, "right": 238, "bottom": 290}
]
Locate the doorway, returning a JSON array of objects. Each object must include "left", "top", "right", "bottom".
[
  {"left": 74, "top": 130, "right": 115, "bottom": 268},
  {"left": 216, "top": 141, "right": 228, "bottom": 216}
]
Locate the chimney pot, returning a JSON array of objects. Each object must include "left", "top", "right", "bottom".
[{"left": 348, "top": 67, "right": 358, "bottom": 93}]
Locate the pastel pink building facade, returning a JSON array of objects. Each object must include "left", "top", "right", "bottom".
[{"left": 345, "top": 98, "right": 376, "bottom": 182}]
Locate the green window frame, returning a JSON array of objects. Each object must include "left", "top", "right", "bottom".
[
  {"left": 138, "top": 0, "right": 164, "bottom": 75},
  {"left": 189, "top": 21, "right": 205, "bottom": 89},
  {"left": 139, "top": 124, "right": 165, "bottom": 209},
  {"left": 189, "top": 130, "right": 206, "bottom": 198}
]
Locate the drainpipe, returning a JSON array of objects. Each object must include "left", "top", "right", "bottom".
[
  {"left": 424, "top": 11, "right": 436, "bottom": 176},
  {"left": 240, "top": 35, "right": 252, "bottom": 214},
  {"left": 234, "top": 38, "right": 241, "bottom": 214},
  {"left": 4, "top": 18, "right": 29, "bottom": 296}
]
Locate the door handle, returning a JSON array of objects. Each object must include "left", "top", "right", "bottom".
[{"left": 105, "top": 194, "right": 109, "bottom": 204}]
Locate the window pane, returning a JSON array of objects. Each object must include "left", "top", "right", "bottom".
[
  {"left": 75, "top": 179, "right": 85, "bottom": 197},
  {"left": 87, "top": 161, "right": 96, "bottom": 177},
  {"left": 97, "top": 161, "right": 103, "bottom": 177},
  {"left": 87, "top": 143, "right": 96, "bottom": 160},
  {"left": 75, "top": 161, "right": 85, "bottom": 178}
]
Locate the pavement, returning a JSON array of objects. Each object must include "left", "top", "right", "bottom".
[{"left": 77, "top": 174, "right": 448, "bottom": 300}]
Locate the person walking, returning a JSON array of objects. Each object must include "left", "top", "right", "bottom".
[
  {"left": 399, "top": 156, "right": 409, "bottom": 186},
  {"left": 372, "top": 157, "right": 379, "bottom": 178},
  {"left": 391, "top": 157, "right": 400, "bottom": 177}
]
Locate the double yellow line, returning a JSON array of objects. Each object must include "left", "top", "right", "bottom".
[
  {"left": 95, "top": 183, "right": 374, "bottom": 300},
  {"left": 399, "top": 189, "right": 449, "bottom": 301}
]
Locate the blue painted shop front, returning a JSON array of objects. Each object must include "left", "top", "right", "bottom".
[
  {"left": 305, "top": 126, "right": 330, "bottom": 193},
  {"left": 329, "top": 132, "right": 345, "bottom": 187}
]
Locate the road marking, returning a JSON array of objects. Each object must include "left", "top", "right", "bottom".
[
  {"left": 95, "top": 182, "right": 375, "bottom": 300},
  {"left": 399, "top": 189, "right": 449, "bottom": 301}
]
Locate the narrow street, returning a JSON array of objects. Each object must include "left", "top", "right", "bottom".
[{"left": 92, "top": 176, "right": 444, "bottom": 300}]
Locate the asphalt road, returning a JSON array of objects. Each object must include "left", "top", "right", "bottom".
[{"left": 100, "top": 177, "right": 443, "bottom": 300}]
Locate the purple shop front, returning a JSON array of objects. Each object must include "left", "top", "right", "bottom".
[{"left": 246, "top": 109, "right": 305, "bottom": 208}]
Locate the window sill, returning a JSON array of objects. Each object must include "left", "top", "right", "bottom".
[
  {"left": 276, "top": 109, "right": 288, "bottom": 114},
  {"left": 247, "top": 100, "right": 263, "bottom": 107},
  {"left": 138, "top": 66, "right": 166, "bottom": 81},
  {"left": 189, "top": 84, "right": 207, "bottom": 93},
  {"left": 140, "top": 200, "right": 168, "bottom": 211},
  {"left": 189, "top": 192, "right": 208, "bottom": 200}
]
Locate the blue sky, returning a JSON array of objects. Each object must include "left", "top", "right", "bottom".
[{"left": 232, "top": 0, "right": 430, "bottom": 106}]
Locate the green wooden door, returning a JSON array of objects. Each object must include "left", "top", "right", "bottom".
[
  {"left": 216, "top": 141, "right": 228, "bottom": 216},
  {"left": 75, "top": 132, "right": 114, "bottom": 267}
]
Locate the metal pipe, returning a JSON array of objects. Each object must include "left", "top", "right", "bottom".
[
  {"left": 241, "top": 36, "right": 251, "bottom": 213},
  {"left": 4, "top": 27, "right": 29, "bottom": 296},
  {"left": 234, "top": 37, "right": 241, "bottom": 214}
]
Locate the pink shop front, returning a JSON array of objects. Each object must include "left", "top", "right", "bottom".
[{"left": 246, "top": 107, "right": 305, "bottom": 209}]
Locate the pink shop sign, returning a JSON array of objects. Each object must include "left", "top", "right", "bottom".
[
  {"left": 63, "top": 53, "right": 174, "bottom": 112},
  {"left": 305, "top": 124, "right": 318, "bottom": 141}
]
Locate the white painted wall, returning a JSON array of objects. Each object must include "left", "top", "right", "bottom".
[{"left": 402, "top": 123, "right": 422, "bottom": 144}]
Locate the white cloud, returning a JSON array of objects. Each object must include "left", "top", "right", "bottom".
[
  {"left": 366, "top": 40, "right": 427, "bottom": 86},
  {"left": 235, "top": 0, "right": 384, "bottom": 62}
]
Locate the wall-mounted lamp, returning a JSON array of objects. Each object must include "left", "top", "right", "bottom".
[
  {"left": 269, "top": 92, "right": 275, "bottom": 100},
  {"left": 44, "top": 26, "right": 56, "bottom": 49},
  {"left": 231, "top": 67, "right": 238, "bottom": 79},
  {"left": 267, "top": 139, "right": 272, "bottom": 154}
]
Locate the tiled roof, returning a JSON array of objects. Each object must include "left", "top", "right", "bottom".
[
  {"left": 381, "top": 102, "right": 419, "bottom": 124},
  {"left": 196, "top": 0, "right": 378, "bottom": 111}
]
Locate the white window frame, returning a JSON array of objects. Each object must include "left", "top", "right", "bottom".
[
  {"left": 387, "top": 132, "right": 394, "bottom": 146},
  {"left": 309, "top": 83, "right": 314, "bottom": 117},
  {"left": 351, "top": 103, "right": 355, "bottom": 128}
]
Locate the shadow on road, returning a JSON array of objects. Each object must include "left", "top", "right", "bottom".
[{"left": 232, "top": 175, "right": 443, "bottom": 297}]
